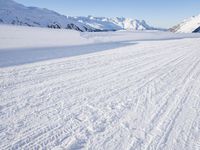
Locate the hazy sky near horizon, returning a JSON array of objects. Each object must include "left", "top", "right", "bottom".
[{"left": 14, "top": 0, "right": 200, "bottom": 28}]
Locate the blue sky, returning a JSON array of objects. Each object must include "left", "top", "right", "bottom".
[{"left": 14, "top": 0, "right": 200, "bottom": 28}]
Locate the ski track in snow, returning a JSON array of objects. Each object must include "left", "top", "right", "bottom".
[{"left": 1, "top": 35, "right": 200, "bottom": 150}]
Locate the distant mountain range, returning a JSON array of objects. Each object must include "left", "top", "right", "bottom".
[
  {"left": 1, "top": 0, "right": 199, "bottom": 33},
  {"left": 170, "top": 14, "right": 200, "bottom": 33},
  {"left": 0, "top": 0, "right": 156, "bottom": 32}
]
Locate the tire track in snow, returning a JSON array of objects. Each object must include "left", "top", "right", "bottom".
[
  {"left": 141, "top": 56, "right": 200, "bottom": 150},
  {"left": 86, "top": 43, "right": 198, "bottom": 149},
  {"left": 87, "top": 47, "right": 198, "bottom": 149},
  {"left": 1, "top": 39, "right": 200, "bottom": 149}
]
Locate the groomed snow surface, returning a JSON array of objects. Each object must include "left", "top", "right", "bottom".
[{"left": 1, "top": 25, "right": 200, "bottom": 150}]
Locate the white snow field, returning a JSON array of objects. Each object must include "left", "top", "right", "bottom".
[{"left": 1, "top": 25, "right": 200, "bottom": 150}]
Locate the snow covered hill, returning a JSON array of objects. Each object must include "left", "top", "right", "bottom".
[
  {"left": 0, "top": 0, "right": 155, "bottom": 32},
  {"left": 0, "top": 0, "right": 96, "bottom": 32},
  {"left": 170, "top": 14, "right": 200, "bottom": 33}
]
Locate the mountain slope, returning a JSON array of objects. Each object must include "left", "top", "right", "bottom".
[
  {"left": 0, "top": 0, "right": 96, "bottom": 31},
  {"left": 108, "top": 17, "right": 153, "bottom": 30},
  {"left": 71, "top": 16, "right": 154, "bottom": 31},
  {"left": 170, "top": 14, "right": 200, "bottom": 33},
  {"left": 0, "top": 0, "right": 155, "bottom": 32}
]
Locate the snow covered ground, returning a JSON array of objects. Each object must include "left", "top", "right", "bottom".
[{"left": 1, "top": 25, "right": 200, "bottom": 150}]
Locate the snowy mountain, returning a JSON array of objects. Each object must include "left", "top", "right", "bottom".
[
  {"left": 71, "top": 16, "right": 154, "bottom": 31},
  {"left": 170, "top": 14, "right": 200, "bottom": 33},
  {"left": 0, "top": 0, "right": 155, "bottom": 32},
  {"left": 0, "top": 0, "right": 96, "bottom": 32}
]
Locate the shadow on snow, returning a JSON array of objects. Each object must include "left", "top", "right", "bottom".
[{"left": 0, "top": 41, "right": 136, "bottom": 68}]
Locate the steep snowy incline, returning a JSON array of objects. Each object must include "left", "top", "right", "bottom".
[
  {"left": 0, "top": 0, "right": 95, "bottom": 31},
  {"left": 170, "top": 14, "right": 200, "bottom": 33},
  {"left": 1, "top": 26, "right": 200, "bottom": 149}
]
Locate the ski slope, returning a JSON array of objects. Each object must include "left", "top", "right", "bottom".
[{"left": 1, "top": 25, "right": 200, "bottom": 150}]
